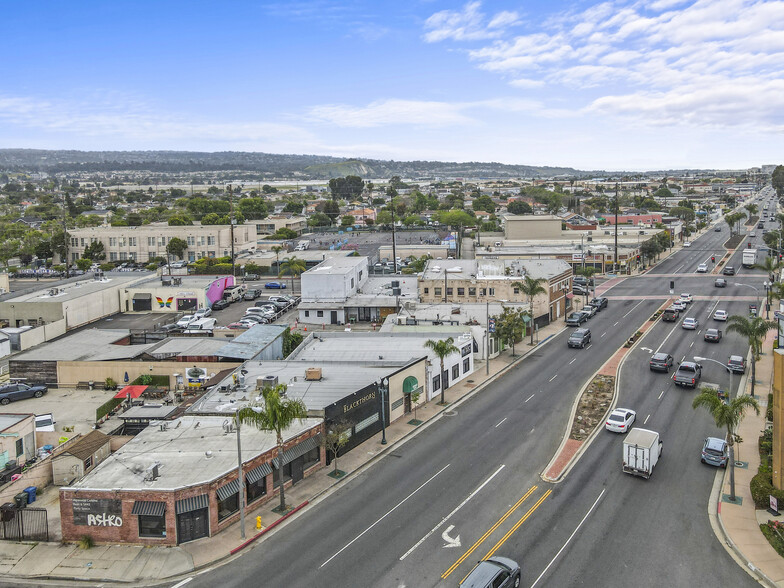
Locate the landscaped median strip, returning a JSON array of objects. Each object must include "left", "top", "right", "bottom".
[{"left": 542, "top": 297, "right": 674, "bottom": 482}]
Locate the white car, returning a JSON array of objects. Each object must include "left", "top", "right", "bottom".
[
  {"left": 606, "top": 408, "right": 636, "bottom": 433},
  {"left": 176, "top": 315, "right": 196, "bottom": 327},
  {"left": 714, "top": 309, "right": 728, "bottom": 321},
  {"left": 194, "top": 308, "right": 212, "bottom": 319},
  {"left": 680, "top": 293, "right": 693, "bottom": 303},
  {"left": 682, "top": 317, "right": 699, "bottom": 329},
  {"left": 671, "top": 300, "right": 687, "bottom": 311},
  {"left": 696, "top": 264, "right": 708, "bottom": 273},
  {"left": 683, "top": 241, "right": 692, "bottom": 247}
]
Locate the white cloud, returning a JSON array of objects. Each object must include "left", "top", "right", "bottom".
[
  {"left": 423, "top": 1, "right": 519, "bottom": 43},
  {"left": 509, "top": 77, "right": 546, "bottom": 89},
  {"left": 307, "top": 99, "right": 473, "bottom": 127}
]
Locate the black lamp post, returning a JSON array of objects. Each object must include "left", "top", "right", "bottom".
[{"left": 378, "top": 378, "right": 388, "bottom": 445}]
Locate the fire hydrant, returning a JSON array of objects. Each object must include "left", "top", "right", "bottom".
[{"left": 256, "top": 516, "right": 263, "bottom": 531}]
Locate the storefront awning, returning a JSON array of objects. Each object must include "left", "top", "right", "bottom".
[
  {"left": 272, "top": 434, "right": 321, "bottom": 468},
  {"left": 175, "top": 494, "right": 208, "bottom": 515},
  {"left": 132, "top": 292, "right": 152, "bottom": 300},
  {"left": 246, "top": 462, "right": 273, "bottom": 484},
  {"left": 216, "top": 479, "right": 240, "bottom": 501},
  {"left": 114, "top": 385, "right": 148, "bottom": 399},
  {"left": 131, "top": 500, "right": 165, "bottom": 517}
]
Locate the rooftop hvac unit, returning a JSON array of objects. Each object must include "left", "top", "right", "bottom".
[
  {"left": 261, "top": 375, "right": 278, "bottom": 388},
  {"left": 305, "top": 367, "right": 323, "bottom": 381},
  {"left": 392, "top": 288, "right": 401, "bottom": 296},
  {"left": 173, "top": 277, "right": 182, "bottom": 286},
  {"left": 587, "top": 237, "right": 593, "bottom": 242},
  {"left": 143, "top": 464, "right": 159, "bottom": 481}
]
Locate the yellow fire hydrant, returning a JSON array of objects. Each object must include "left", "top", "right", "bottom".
[{"left": 256, "top": 516, "right": 263, "bottom": 531}]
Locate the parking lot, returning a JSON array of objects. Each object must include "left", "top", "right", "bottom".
[{"left": 3, "top": 386, "right": 114, "bottom": 437}]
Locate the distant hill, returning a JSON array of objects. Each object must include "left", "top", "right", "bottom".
[{"left": 0, "top": 149, "right": 589, "bottom": 179}]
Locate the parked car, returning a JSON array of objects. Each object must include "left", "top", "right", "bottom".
[
  {"left": 158, "top": 323, "right": 183, "bottom": 333},
  {"left": 683, "top": 241, "right": 691, "bottom": 247},
  {"left": 227, "top": 322, "right": 252, "bottom": 330},
  {"left": 714, "top": 309, "right": 728, "bottom": 321},
  {"left": 673, "top": 361, "right": 702, "bottom": 388},
  {"left": 701, "top": 437, "right": 728, "bottom": 468},
  {"left": 265, "top": 281, "right": 287, "bottom": 289},
  {"left": 723, "top": 266, "right": 735, "bottom": 275},
  {"left": 568, "top": 328, "right": 591, "bottom": 349},
  {"left": 682, "top": 317, "right": 699, "bottom": 329},
  {"left": 727, "top": 355, "right": 747, "bottom": 374},
  {"left": 704, "top": 328, "right": 722, "bottom": 342},
  {"left": 649, "top": 352, "right": 674, "bottom": 372},
  {"left": 176, "top": 315, "right": 197, "bottom": 327},
  {"left": 606, "top": 408, "right": 636, "bottom": 433},
  {"left": 573, "top": 284, "right": 588, "bottom": 295},
  {"left": 193, "top": 308, "right": 212, "bottom": 319},
  {"left": 714, "top": 278, "right": 727, "bottom": 288},
  {"left": 0, "top": 383, "right": 48, "bottom": 405},
  {"left": 458, "top": 556, "right": 521, "bottom": 588},
  {"left": 566, "top": 312, "right": 588, "bottom": 326},
  {"left": 266, "top": 297, "right": 291, "bottom": 309},
  {"left": 244, "top": 289, "right": 261, "bottom": 300},
  {"left": 246, "top": 307, "right": 275, "bottom": 318},
  {"left": 696, "top": 263, "right": 708, "bottom": 273},
  {"left": 589, "top": 297, "right": 608, "bottom": 310},
  {"left": 582, "top": 304, "right": 597, "bottom": 318},
  {"left": 212, "top": 299, "right": 230, "bottom": 310}
]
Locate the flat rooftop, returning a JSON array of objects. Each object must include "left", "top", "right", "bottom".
[
  {"left": 215, "top": 324, "right": 286, "bottom": 360},
  {"left": 69, "top": 415, "right": 322, "bottom": 491},
  {"left": 1, "top": 273, "right": 146, "bottom": 304},
  {"left": 130, "top": 274, "right": 231, "bottom": 289},
  {"left": 305, "top": 256, "right": 368, "bottom": 275},
  {"left": 0, "top": 413, "right": 32, "bottom": 431},
  {"left": 421, "top": 258, "right": 570, "bottom": 281},
  {"left": 13, "top": 329, "right": 157, "bottom": 361}
]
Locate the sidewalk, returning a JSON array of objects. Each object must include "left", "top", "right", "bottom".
[
  {"left": 713, "top": 329, "right": 784, "bottom": 587},
  {"left": 1, "top": 320, "right": 567, "bottom": 583}
]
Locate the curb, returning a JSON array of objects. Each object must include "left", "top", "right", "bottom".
[
  {"left": 230, "top": 500, "right": 309, "bottom": 555},
  {"left": 541, "top": 298, "right": 672, "bottom": 483}
]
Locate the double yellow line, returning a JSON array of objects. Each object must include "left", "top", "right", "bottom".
[{"left": 442, "top": 486, "right": 551, "bottom": 580}]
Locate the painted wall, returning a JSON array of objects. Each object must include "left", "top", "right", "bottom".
[{"left": 56, "top": 360, "right": 241, "bottom": 389}]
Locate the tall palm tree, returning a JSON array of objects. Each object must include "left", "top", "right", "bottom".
[
  {"left": 745, "top": 203, "right": 759, "bottom": 218},
  {"left": 235, "top": 383, "right": 308, "bottom": 512},
  {"left": 279, "top": 256, "right": 307, "bottom": 294},
  {"left": 512, "top": 275, "right": 548, "bottom": 345},
  {"left": 692, "top": 387, "right": 759, "bottom": 501},
  {"left": 424, "top": 337, "right": 459, "bottom": 405},
  {"left": 271, "top": 245, "right": 284, "bottom": 275},
  {"left": 725, "top": 315, "right": 775, "bottom": 398},
  {"left": 755, "top": 255, "right": 782, "bottom": 283}
]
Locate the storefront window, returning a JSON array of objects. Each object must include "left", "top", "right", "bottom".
[
  {"left": 463, "top": 358, "right": 470, "bottom": 373},
  {"left": 302, "top": 446, "right": 320, "bottom": 470},
  {"left": 217, "top": 493, "right": 239, "bottom": 521},
  {"left": 452, "top": 364, "right": 459, "bottom": 379},
  {"left": 246, "top": 478, "right": 267, "bottom": 503},
  {"left": 138, "top": 515, "right": 166, "bottom": 538},
  {"left": 273, "top": 462, "right": 293, "bottom": 488},
  {"left": 432, "top": 375, "right": 441, "bottom": 391}
]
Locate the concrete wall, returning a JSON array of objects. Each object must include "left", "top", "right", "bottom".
[
  {"left": 0, "top": 414, "right": 36, "bottom": 468},
  {"left": 52, "top": 441, "right": 111, "bottom": 485},
  {"left": 0, "top": 273, "right": 9, "bottom": 294},
  {"left": 56, "top": 360, "right": 241, "bottom": 389},
  {"left": 301, "top": 259, "right": 368, "bottom": 302},
  {"left": 387, "top": 358, "right": 427, "bottom": 422},
  {"left": 773, "top": 348, "right": 784, "bottom": 489},
  {"left": 378, "top": 244, "right": 449, "bottom": 261},
  {"left": 17, "top": 319, "right": 67, "bottom": 351},
  {"left": 504, "top": 215, "right": 563, "bottom": 240}
]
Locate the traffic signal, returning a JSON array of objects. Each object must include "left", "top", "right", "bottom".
[
  {"left": 711, "top": 256, "right": 715, "bottom": 262},
  {"left": 636, "top": 255, "right": 640, "bottom": 261},
  {"left": 670, "top": 280, "right": 675, "bottom": 290}
]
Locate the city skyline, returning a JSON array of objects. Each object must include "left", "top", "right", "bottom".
[{"left": 1, "top": 0, "right": 782, "bottom": 170}]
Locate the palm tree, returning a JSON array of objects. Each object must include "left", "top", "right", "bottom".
[
  {"left": 725, "top": 315, "right": 775, "bottom": 398},
  {"left": 745, "top": 203, "right": 759, "bottom": 218},
  {"left": 755, "top": 255, "right": 782, "bottom": 282},
  {"left": 271, "top": 245, "right": 284, "bottom": 275},
  {"left": 692, "top": 387, "right": 759, "bottom": 501},
  {"left": 235, "top": 383, "right": 308, "bottom": 512},
  {"left": 279, "top": 256, "right": 307, "bottom": 294},
  {"left": 512, "top": 276, "right": 547, "bottom": 345},
  {"left": 424, "top": 337, "right": 459, "bottom": 405}
]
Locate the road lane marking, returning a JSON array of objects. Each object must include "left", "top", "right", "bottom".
[
  {"left": 614, "top": 321, "right": 619, "bottom": 326},
  {"left": 322, "top": 464, "right": 451, "bottom": 567},
  {"left": 622, "top": 300, "right": 645, "bottom": 318},
  {"left": 171, "top": 579, "right": 193, "bottom": 588},
  {"left": 525, "top": 393, "right": 535, "bottom": 402},
  {"left": 442, "top": 486, "right": 537, "bottom": 579},
  {"left": 569, "top": 358, "right": 576, "bottom": 365},
  {"left": 401, "top": 465, "right": 504, "bottom": 561},
  {"left": 586, "top": 344, "right": 592, "bottom": 349},
  {"left": 658, "top": 390, "right": 664, "bottom": 400},
  {"left": 675, "top": 263, "right": 685, "bottom": 272},
  {"left": 530, "top": 489, "right": 606, "bottom": 588},
  {"left": 690, "top": 341, "right": 694, "bottom": 348},
  {"left": 644, "top": 414, "right": 650, "bottom": 425},
  {"left": 481, "top": 490, "right": 552, "bottom": 562},
  {"left": 549, "top": 375, "right": 557, "bottom": 382},
  {"left": 495, "top": 418, "right": 507, "bottom": 428},
  {"left": 601, "top": 332, "right": 606, "bottom": 337}
]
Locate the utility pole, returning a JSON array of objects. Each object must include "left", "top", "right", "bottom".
[
  {"left": 614, "top": 182, "right": 619, "bottom": 274},
  {"left": 235, "top": 417, "right": 245, "bottom": 539},
  {"left": 228, "top": 185, "right": 236, "bottom": 279},
  {"left": 62, "top": 202, "right": 70, "bottom": 278},
  {"left": 391, "top": 200, "right": 398, "bottom": 273},
  {"left": 486, "top": 300, "right": 490, "bottom": 376}
]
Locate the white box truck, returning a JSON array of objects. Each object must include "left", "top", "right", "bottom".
[
  {"left": 295, "top": 239, "right": 310, "bottom": 251},
  {"left": 622, "top": 428, "right": 662, "bottom": 479},
  {"left": 742, "top": 248, "right": 757, "bottom": 268}
]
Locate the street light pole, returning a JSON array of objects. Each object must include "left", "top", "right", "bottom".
[
  {"left": 764, "top": 280, "right": 771, "bottom": 318},
  {"left": 378, "top": 378, "right": 388, "bottom": 445},
  {"left": 694, "top": 356, "right": 733, "bottom": 400}
]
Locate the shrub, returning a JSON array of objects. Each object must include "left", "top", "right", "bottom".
[
  {"left": 104, "top": 377, "right": 117, "bottom": 390},
  {"left": 78, "top": 535, "right": 94, "bottom": 550},
  {"left": 750, "top": 463, "right": 784, "bottom": 509},
  {"left": 96, "top": 397, "right": 123, "bottom": 422},
  {"left": 761, "top": 522, "right": 784, "bottom": 557}
]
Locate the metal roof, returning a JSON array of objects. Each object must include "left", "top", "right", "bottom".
[
  {"left": 215, "top": 324, "right": 287, "bottom": 360},
  {"left": 12, "top": 329, "right": 158, "bottom": 362}
]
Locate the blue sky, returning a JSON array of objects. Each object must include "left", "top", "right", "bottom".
[{"left": 1, "top": 0, "right": 783, "bottom": 170}]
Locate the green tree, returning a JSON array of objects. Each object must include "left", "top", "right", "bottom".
[
  {"left": 166, "top": 237, "right": 188, "bottom": 260},
  {"left": 494, "top": 306, "right": 526, "bottom": 357},
  {"left": 323, "top": 201, "right": 340, "bottom": 223},
  {"left": 168, "top": 215, "right": 192, "bottom": 226},
  {"left": 376, "top": 210, "right": 393, "bottom": 227},
  {"left": 772, "top": 165, "right": 784, "bottom": 198},
  {"left": 307, "top": 212, "right": 332, "bottom": 227},
  {"left": 279, "top": 256, "right": 306, "bottom": 293},
  {"left": 283, "top": 201, "right": 304, "bottom": 214},
  {"left": 271, "top": 245, "right": 284, "bottom": 273},
  {"left": 238, "top": 197, "right": 268, "bottom": 220},
  {"left": 512, "top": 276, "right": 547, "bottom": 345},
  {"left": 83, "top": 241, "right": 106, "bottom": 261},
  {"left": 472, "top": 195, "right": 496, "bottom": 214},
  {"left": 424, "top": 337, "right": 459, "bottom": 405},
  {"left": 669, "top": 206, "right": 695, "bottom": 223},
  {"left": 321, "top": 420, "right": 352, "bottom": 476},
  {"left": 744, "top": 203, "right": 759, "bottom": 217},
  {"left": 75, "top": 258, "right": 92, "bottom": 271},
  {"left": 235, "top": 384, "right": 308, "bottom": 512},
  {"left": 0, "top": 239, "right": 21, "bottom": 268},
  {"left": 507, "top": 200, "right": 532, "bottom": 215},
  {"left": 340, "top": 215, "right": 355, "bottom": 227},
  {"left": 725, "top": 315, "right": 775, "bottom": 398},
  {"left": 692, "top": 388, "right": 759, "bottom": 501},
  {"left": 328, "top": 176, "right": 364, "bottom": 201},
  {"left": 654, "top": 187, "right": 674, "bottom": 199}
]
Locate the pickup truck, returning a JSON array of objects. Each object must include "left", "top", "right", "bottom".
[
  {"left": 623, "top": 428, "right": 663, "bottom": 479},
  {"left": 673, "top": 361, "right": 702, "bottom": 388},
  {"left": 662, "top": 308, "right": 679, "bottom": 322}
]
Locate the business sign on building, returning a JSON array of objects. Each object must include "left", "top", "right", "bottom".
[{"left": 72, "top": 498, "right": 123, "bottom": 527}]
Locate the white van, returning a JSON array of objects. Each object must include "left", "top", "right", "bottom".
[{"left": 183, "top": 318, "right": 217, "bottom": 333}]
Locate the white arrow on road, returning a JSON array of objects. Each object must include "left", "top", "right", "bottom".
[
  {"left": 640, "top": 347, "right": 654, "bottom": 353},
  {"left": 442, "top": 525, "right": 461, "bottom": 548}
]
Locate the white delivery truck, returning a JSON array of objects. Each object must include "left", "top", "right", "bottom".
[
  {"left": 295, "top": 239, "right": 310, "bottom": 251},
  {"left": 622, "top": 428, "right": 662, "bottom": 479},
  {"left": 742, "top": 248, "right": 757, "bottom": 268}
]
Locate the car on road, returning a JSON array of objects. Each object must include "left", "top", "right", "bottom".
[
  {"left": 704, "top": 328, "right": 722, "bottom": 342},
  {"left": 750, "top": 231, "right": 757, "bottom": 237},
  {"left": 589, "top": 297, "right": 608, "bottom": 310},
  {"left": 758, "top": 222, "right": 764, "bottom": 229},
  {"left": 680, "top": 293, "right": 693, "bottom": 303},
  {"left": 714, "top": 309, "right": 728, "bottom": 321},
  {"left": 682, "top": 317, "right": 699, "bottom": 329},
  {"left": 701, "top": 437, "right": 728, "bottom": 468},
  {"left": 582, "top": 304, "right": 597, "bottom": 318},
  {"left": 696, "top": 263, "right": 708, "bottom": 273},
  {"left": 573, "top": 284, "right": 589, "bottom": 295},
  {"left": 606, "top": 408, "right": 636, "bottom": 433},
  {"left": 662, "top": 307, "right": 680, "bottom": 321},
  {"left": 459, "top": 556, "right": 521, "bottom": 588},
  {"left": 568, "top": 328, "right": 591, "bottom": 348},
  {"left": 565, "top": 311, "right": 588, "bottom": 326},
  {"left": 649, "top": 352, "right": 674, "bottom": 372},
  {"left": 176, "top": 315, "right": 197, "bottom": 327},
  {"left": 683, "top": 241, "right": 691, "bottom": 247},
  {"left": 212, "top": 299, "right": 230, "bottom": 310},
  {"left": 723, "top": 266, "right": 735, "bottom": 275},
  {"left": 727, "top": 355, "right": 747, "bottom": 374},
  {"left": 671, "top": 300, "right": 687, "bottom": 311},
  {"left": 265, "top": 281, "right": 287, "bottom": 289},
  {"left": 673, "top": 361, "right": 702, "bottom": 388},
  {"left": 0, "top": 383, "right": 48, "bottom": 405},
  {"left": 714, "top": 226, "right": 722, "bottom": 232},
  {"left": 242, "top": 273, "right": 260, "bottom": 282},
  {"left": 193, "top": 308, "right": 212, "bottom": 319},
  {"left": 714, "top": 278, "right": 727, "bottom": 288}
]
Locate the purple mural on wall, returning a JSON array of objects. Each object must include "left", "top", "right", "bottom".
[{"left": 205, "top": 276, "right": 235, "bottom": 306}]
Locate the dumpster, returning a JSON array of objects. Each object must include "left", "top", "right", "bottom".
[
  {"left": 14, "top": 493, "right": 28, "bottom": 508},
  {"left": 23, "top": 486, "right": 37, "bottom": 504}
]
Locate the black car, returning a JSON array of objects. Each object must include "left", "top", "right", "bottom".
[
  {"left": 704, "top": 328, "right": 722, "bottom": 342},
  {"left": 649, "top": 353, "right": 674, "bottom": 372},
  {"left": 212, "top": 299, "right": 230, "bottom": 310},
  {"left": 589, "top": 297, "right": 608, "bottom": 310},
  {"left": 714, "top": 278, "right": 727, "bottom": 288},
  {"left": 723, "top": 266, "right": 735, "bottom": 276},
  {"left": 459, "top": 556, "right": 521, "bottom": 588},
  {"left": 568, "top": 328, "right": 591, "bottom": 348},
  {"left": 0, "top": 383, "right": 47, "bottom": 405}
]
